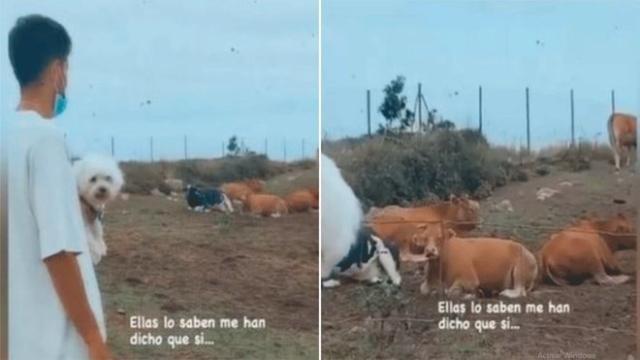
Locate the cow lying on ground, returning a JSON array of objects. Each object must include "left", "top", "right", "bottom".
[
  {"left": 538, "top": 213, "right": 635, "bottom": 286},
  {"left": 414, "top": 225, "right": 538, "bottom": 298},
  {"left": 367, "top": 196, "right": 480, "bottom": 261},
  {"left": 607, "top": 112, "right": 637, "bottom": 170},
  {"left": 328, "top": 226, "right": 401, "bottom": 287},
  {"left": 221, "top": 179, "right": 265, "bottom": 207},
  {"left": 245, "top": 193, "right": 288, "bottom": 217},
  {"left": 186, "top": 185, "right": 233, "bottom": 213},
  {"left": 285, "top": 188, "right": 318, "bottom": 213}
]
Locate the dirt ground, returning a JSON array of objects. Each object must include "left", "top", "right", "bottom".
[
  {"left": 322, "top": 160, "right": 636, "bottom": 360},
  {"left": 97, "top": 170, "right": 318, "bottom": 359}
]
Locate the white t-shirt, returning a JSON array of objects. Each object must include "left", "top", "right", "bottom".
[{"left": 7, "top": 110, "right": 105, "bottom": 360}]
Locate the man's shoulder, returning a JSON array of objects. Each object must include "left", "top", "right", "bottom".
[{"left": 9, "top": 111, "right": 66, "bottom": 146}]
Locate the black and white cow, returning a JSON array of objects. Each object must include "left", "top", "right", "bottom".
[
  {"left": 330, "top": 226, "right": 402, "bottom": 286},
  {"left": 186, "top": 185, "right": 233, "bottom": 213}
]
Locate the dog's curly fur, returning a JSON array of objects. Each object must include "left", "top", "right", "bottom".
[{"left": 73, "top": 154, "right": 124, "bottom": 265}]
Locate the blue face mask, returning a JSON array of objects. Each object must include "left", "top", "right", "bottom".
[{"left": 53, "top": 92, "right": 67, "bottom": 117}]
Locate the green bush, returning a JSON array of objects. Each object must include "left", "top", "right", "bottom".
[
  {"left": 121, "top": 154, "right": 307, "bottom": 194},
  {"left": 324, "top": 130, "right": 522, "bottom": 207}
]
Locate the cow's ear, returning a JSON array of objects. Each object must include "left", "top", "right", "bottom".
[
  {"left": 447, "top": 229, "right": 457, "bottom": 238},
  {"left": 416, "top": 224, "right": 428, "bottom": 230}
]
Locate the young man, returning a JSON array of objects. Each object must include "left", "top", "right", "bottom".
[{"left": 7, "top": 15, "right": 111, "bottom": 359}]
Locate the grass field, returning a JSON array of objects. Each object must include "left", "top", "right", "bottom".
[
  {"left": 98, "top": 166, "right": 318, "bottom": 359},
  {"left": 322, "top": 160, "right": 636, "bottom": 359}
]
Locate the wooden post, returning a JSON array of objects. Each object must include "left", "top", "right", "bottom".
[
  {"left": 526, "top": 87, "right": 530, "bottom": 154},
  {"left": 367, "top": 90, "right": 371, "bottom": 136},
  {"left": 149, "top": 136, "right": 154, "bottom": 162},
  {"left": 183, "top": 135, "right": 188, "bottom": 160},
  {"left": 611, "top": 89, "right": 616, "bottom": 114},
  {"left": 570, "top": 89, "right": 575, "bottom": 148},
  {"left": 301, "top": 139, "right": 305, "bottom": 159},
  {"left": 283, "top": 139, "right": 287, "bottom": 162},
  {"left": 111, "top": 136, "right": 115, "bottom": 157},
  {"left": 417, "top": 83, "right": 422, "bottom": 131},
  {"left": 264, "top": 138, "right": 268, "bottom": 156},
  {"left": 478, "top": 86, "right": 483, "bottom": 134},
  {"left": 222, "top": 141, "right": 225, "bottom": 157}
]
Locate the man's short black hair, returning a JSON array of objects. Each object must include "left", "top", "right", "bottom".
[{"left": 8, "top": 14, "right": 71, "bottom": 87}]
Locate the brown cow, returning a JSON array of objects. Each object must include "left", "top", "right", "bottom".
[
  {"left": 367, "top": 196, "right": 479, "bottom": 258},
  {"left": 246, "top": 193, "right": 288, "bottom": 217},
  {"left": 285, "top": 189, "right": 317, "bottom": 213},
  {"left": 538, "top": 213, "right": 635, "bottom": 286},
  {"left": 221, "top": 179, "right": 265, "bottom": 205},
  {"left": 607, "top": 112, "right": 637, "bottom": 170},
  {"left": 413, "top": 225, "right": 537, "bottom": 298},
  {"left": 307, "top": 186, "right": 319, "bottom": 209}
]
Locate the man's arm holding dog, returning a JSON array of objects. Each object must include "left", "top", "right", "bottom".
[
  {"left": 29, "top": 137, "right": 111, "bottom": 359},
  {"left": 44, "top": 252, "right": 111, "bottom": 359}
]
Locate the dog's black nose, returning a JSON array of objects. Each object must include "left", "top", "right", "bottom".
[{"left": 98, "top": 187, "right": 107, "bottom": 194}]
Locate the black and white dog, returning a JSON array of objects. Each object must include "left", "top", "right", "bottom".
[
  {"left": 186, "top": 185, "right": 233, "bottom": 213},
  {"left": 328, "top": 226, "right": 402, "bottom": 287}
]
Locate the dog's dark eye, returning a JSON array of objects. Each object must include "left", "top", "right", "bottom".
[
  {"left": 90, "top": 176, "right": 97, "bottom": 183},
  {"left": 106, "top": 176, "right": 113, "bottom": 182}
]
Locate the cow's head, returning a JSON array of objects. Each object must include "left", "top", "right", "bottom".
[
  {"left": 244, "top": 179, "right": 265, "bottom": 192},
  {"left": 597, "top": 213, "right": 636, "bottom": 250},
  {"left": 448, "top": 194, "right": 480, "bottom": 230},
  {"left": 410, "top": 223, "right": 455, "bottom": 260}
]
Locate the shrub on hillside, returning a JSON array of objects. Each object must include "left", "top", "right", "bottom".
[{"left": 326, "top": 130, "right": 518, "bottom": 207}]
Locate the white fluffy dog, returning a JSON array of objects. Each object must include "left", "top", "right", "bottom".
[
  {"left": 321, "top": 154, "right": 362, "bottom": 287},
  {"left": 73, "top": 154, "right": 124, "bottom": 265}
]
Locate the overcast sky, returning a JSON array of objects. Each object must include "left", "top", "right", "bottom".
[
  {"left": 1, "top": 0, "right": 318, "bottom": 161},
  {"left": 322, "top": 1, "right": 640, "bottom": 149}
]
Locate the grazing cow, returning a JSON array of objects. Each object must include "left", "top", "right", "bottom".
[
  {"left": 285, "top": 189, "right": 317, "bottom": 213},
  {"left": 186, "top": 185, "right": 233, "bottom": 213},
  {"left": 332, "top": 227, "right": 401, "bottom": 286},
  {"left": 607, "top": 112, "right": 637, "bottom": 170},
  {"left": 321, "top": 154, "right": 362, "bottom": 288},
  {"left": 245, "top": 193, "right": 288, "bottom": 217},
  {"left": 415, "top": 225, "right": 538, "bottom": 298},
  {"left": 538, "top": 214, "right": 635, "bottom": 286},
  {"left": 367, "top": 196, "right": 480, "bottom": 260},
  {"left": 221, "top": 179, "right": 265, "bottom": 206}
]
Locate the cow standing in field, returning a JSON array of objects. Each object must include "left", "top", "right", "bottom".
[{"left": 607, "top": 112, "right": 637, "bottom": 170}]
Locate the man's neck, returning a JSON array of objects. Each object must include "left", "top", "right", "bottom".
[{"left": 18, "top": 85, "right": 53, "bottom": 119}]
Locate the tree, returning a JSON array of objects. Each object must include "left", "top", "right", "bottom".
[
  {"left": 378, "top": 76, "right": 413, "bottom": 134},
  {"left": 227, "top": 135, "right": 240, "bottom": 156}
]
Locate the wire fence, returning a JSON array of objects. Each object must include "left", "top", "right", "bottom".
[
  {"left": 361, "top": 84, "right": 627, "bottom": 152},
  {"left": 66, "top": 135, "right": 317, "bottom": 163}
]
